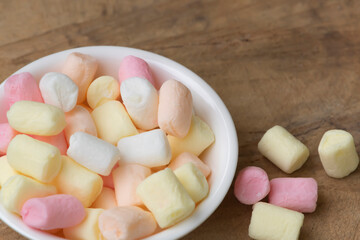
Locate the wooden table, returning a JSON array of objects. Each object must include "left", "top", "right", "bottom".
[{"left": 1, "top": 0, "right": 360, "bottom": 239}]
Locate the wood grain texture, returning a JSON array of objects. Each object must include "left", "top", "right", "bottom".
[{"left": 1, "top": 0, "right": 360, "bottom": 239}]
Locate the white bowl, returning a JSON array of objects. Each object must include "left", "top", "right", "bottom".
[{"left": 0, "top": 46, "right": 238, "bottom": 240}]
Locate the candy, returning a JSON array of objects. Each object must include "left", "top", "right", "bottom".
[
  {"left": 0, "top": 156, "right": 18, "bottom": 188},
  {"left": 31, "top": 131, "right": 68, "bottom": 155},
  {"left": 113, "top": 164, "right": 151, "bottom": 206},
  {"left": 137, "top": 168, "right": 195, "bottom": 228},
  {"left": 120, "top": 77, "right": 158, "bottom": 130},
  {"left": 101, "top": 164, "right": 118, "bottom": 189},
  {"left": 234, "top": 166, "right": 270, "bottom": 205},
  {"left": 39, "top": 72, "right": 79, "bottom": 112},
  {"left": 7, "top": 101, "right": 66, "bottom": 136},
  {"left": 67, "top": 131, "right": 120, "bottom": 176},
  {"left": 61, "top": 52, "right": 98, "bottom": 104},
  {"left": 21, "top": 194, "right": 85, "bottom": 230},
  {"left": 87, "top": 76, "right": 120, "bottom": 109},
  {"left": 0, "top": 175, "right": 57, "bottom": 214},
  {"left": 258, "top": 125, "right": 309, "bottom": 174},
  {"left": 168, "top": 152, "right": 211, "bottom": 178},
  {"left": 0, "top": 123, "right": 17, "bottom": 155},
  {"left": 118, "top": 55, "right": 155, "bottom": 87},
  {"left": 117, "top": 129, "right": 171, "bottom": 167},
  {"left": 158, "top": 79, "right": 193, "bottom": 138},
  {"left": 91, "top": 100, "right": 138, "bottom": 145},
  {"left": 318, "top": 129, "right": 359, "bottom": 178},
  {"left": 63, "top": 208, "right": 103, "bottom": 240},
  {"left": 99, "top": 206, "right": 157, "bottom": 240},
  {"left": 92, "top": 187, "right": 117, "bottom": 209},
  {"left": 174, "top": 162, "right": 209, "bottom": 203},
  {"left": 54, "top": 156, "right": 103, "bottom": 207},
  {"left": 7, "top": 134, "right": 61, "bottom": 183},
  {"left": 168, "top": 115, "right": 215, "bottom": 158}
]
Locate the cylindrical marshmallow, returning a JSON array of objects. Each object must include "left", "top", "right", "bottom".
[
  {"left": 21, "top": 194, "right": 86, "bottom": 230},
  {"left": 101, "top": 163, "right": 118, "bottom": 189},
  {"left": 92, "top": 187, "right": 117, "bottom": 209},
  {"left": 0, "top": 123, "right": 17, "bottom": 155},
  {"left": 31, "top": 131, "right": 68, "bottom": 155},
  {"left": 168, "top": 152, "right": 211, "bottom": 178},
  {"left": 0, "top": 156, "right": 18, "bottom": 187},
  {"left": 99, "top": 206, "right": 157, "bottom": 240},
  {"left": 87, "top": 76, "right": 120, "bottom": 109},
  {"left": 39, "top": 72, "right": 79, "bottom": 112},
  {"left": 118, "top": 55, "right": 155, "bottom": 87},
  {"left": 117, "top": 129, "right": 171, "bottom": 167},
  {"left": 67, "top": 132, "right": 120, "bottom": 176}
]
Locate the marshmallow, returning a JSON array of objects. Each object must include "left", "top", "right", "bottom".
[
  {"left": 92, "top": 187, "right": 117, "bottom": 209},
  {"left": 54, "top": 156, "right": 103, "bottom": 207},
  {"left": 168, "top": 152, "right": 211, "bottom": 178},
  {"left": 7, "top": 134, "right": 61, "bottom": 183},
  {"left": 249, "top": 202, "right": 304, "bottom": 240},
  {"left": 318, "top": 129, "right": 359, "bottom": 178},
  {"left": 63, "top": 208, "right": 103, "bottom": 240},
  {"left": 61, "top": 52, "right": 98, "bottom": 104},
  {"left": 101, "top": 165, "right": 117, "bottom": 189},
  {"left": 158, "top": 79, "right": 193, "bottom": 138},
  {"left": 21, "top": 194, "right": 86, "bottom": 230},
  {"left": 87, "top": 76, "right": 120, "bottom": 109},
  {"left": 168, "top": 115, "right": 215, "bottom": 158},
  {"left": 0, "top": 175, "right": 57, "bottom": 214},
  {"left": 117, "top": 129, "right": 171, "bottom": 167},
  {"left": 113, "top": 164, "right": 151, "bottom": 206},
  {"left": 31, "top": 131, "right": 68, "bottom": 155},
  {"left": 118, "top": 55, "right": 155, "bottom": 87},
  {"left": 67, "top": 132, "right": 120, "bottom": 176},
  {"left": 258, "top": 125, "right": 309, "bottom": 174},
  {"left": 80, "top": 103, "right": 93, "bottom": 113},
  {"left": 7, "top": 101, "right": 66, "bottom": 136},
  {"left": 99, "top": 206, "right": 157, "bottom": 240},
  {"left": 39, "top": 72, "right": 79, "bottom": 112},
  {"left": 121, "top": 77, "right": 158, "bottom": 130},
  {"left": 174, "top": 162, "right": 209, "bottom": 203},
  {"left": 269, "top": 178, "right": 318, "bottom": 213},
  {"left": 0, "top": 156, "right": 18, "bottom": 188},
  {"left": 234, "top": 166, "right": 270, "bottom": 205},
  {"left": 0, "top": 123, "right": 17, "bottom": 155},
  {"left": 137, "top": 168, "right": 195, "bottom": 228},
  {"left": 91, "top": 100, "right": 138, "bottom": 145}
]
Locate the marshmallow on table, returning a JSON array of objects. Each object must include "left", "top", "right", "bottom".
[
  {"left": 31, "top": 131, "right": 68, "bottom": 155},
  {"left": 7, "top": 101, "right": 66, "bottom": 136},
  {"left": 92, "top": 187, "right": 117, "bottom": 209},
  {"left": 61, "top": 52, "right": 98, "bottom": 104},
  {"left": 0, "top": 123, "right": 17, "bottom": 155},
  {"left": 87, "top": 76, "right": 120, "bottom": 109},
  {"left": 99, "top": 206, "right": 157, "bottom": 240},
  {"left": 0, "top": 175, "right": 57, "bottom": 214},
  {"left": 168, "top": 152, "right": 211, "bottom": 178},
  {"left": 67, "top": 131, "right": 120, "bottom": 176},
  {"left": 117, "top": 129, "right": 171, "bottom": 167},
  {"left": 168, "top": 115, "right": 215, "bottom": 158},
  {"left": 39, "top": 72, "right": 78, "bottom": 112},
  {"left": 318, "top": 129, "right": 359, "bottom": 178},
  {"left": 258, "top": 125, "right": 309, "bottom": 174},
  {"left": 158, "top": 79, "right": 193, "bottom": 138},
  {"left": 63, "top": 208, "right": 103, "bottom": 240},
  {"left": 0, "top": 156, "right": 18, "bottom": 188},
  {"left": 7, "top": 134, "right": 61, "bottom": 183},
  {"left": 249, "top": 202, "right": 304, "bottom": 240},
  {"left": 113, "top": 164, "right": 151, "bottom": 206},
  {"left": 21, "top": 194, "right": 86, "bottom": 230},
  {"left": 121, "top": 77, "right": 159, "bottom": 130},
  {"left": 137, "top": 168, "right": 195, "bottom": 228},
  {"left": 54, "top": 156, "right": 103, "bottom": 207},
  {"left": 234, "top": 166, "right": 270, "bottom": 205},
  {"left": 91, "top": 100, "right": 138, "bottom": 145},
  {"left": 269, "top": 178, "right": 318, "bottom": 213}
]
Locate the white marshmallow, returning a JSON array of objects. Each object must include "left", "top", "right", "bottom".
[
  {"left": 117, "top": 129, "right": 171, "bottom": 168},
  {"left": 39, "top": 72, "right": 79, "bottom": 112},
  {"left": 67, "top": 132, "right": 120, "bottom": 176},
  {"left": 121, "top": 77, "right": 159, "bottom": 130}
]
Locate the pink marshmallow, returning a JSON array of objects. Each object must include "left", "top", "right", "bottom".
[
  {"left": 31, "top": 131, "right": 68, "bottom": 155},
  {"left": 268, "top": 177, "right": 318, "bottom": 213},
  {"left": 118, "top": 55, "right": 156, "bottom": 87},
  {"left": 92, "top": 187, "right": 117, "bottom": 209},
  {"left": 0, "top": 123, "right": 17, "bottom": 155},
  {"left": 101, "top": 164, "right": 119, "bottom": 189},
  {"left": 168, "top": 152, "right": 211, "bottom": 178},
  {"left": 21, "top": 194, "right": 86, "bottom": 230},
  {"left": 234, "top": 166, "right": 270, "bottom": 205}
]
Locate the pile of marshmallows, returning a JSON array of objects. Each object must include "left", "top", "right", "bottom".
[
  {"left": 234, "top": 125, "right": 359, "bottom": 240},
  {"left": 0, "top": 53, "right": 215, "bottom": 240}
]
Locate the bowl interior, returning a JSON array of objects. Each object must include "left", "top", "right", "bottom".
[{"left": 0, "top": 46, "right": 238, "bottom": 240}]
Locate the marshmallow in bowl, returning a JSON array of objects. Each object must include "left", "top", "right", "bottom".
[
  {"left": 0, "top": 156, "right": 18, "bottom": 187},
  {"left": 87, "top": 76, "right": 120, "bottom": 109},
  {"left": 0, "top": 123, "right": 17, "bottom": 155},
  {"left": 31, "top": 131, "right": 68, "bottom": 155},
  {"left": 91, "top": 187, "right": 117, "bottom": 209},
  {"left": 168, "top": 152, "right": 211, "bottom": 178}
]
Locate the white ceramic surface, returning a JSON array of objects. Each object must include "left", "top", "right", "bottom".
[{"left": 0, "top": 46, "right": 238, "bottom": 240}]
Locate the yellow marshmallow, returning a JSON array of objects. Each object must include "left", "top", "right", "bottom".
[
  {"left": 63, "top": 208, "right": 104, "bottom": 240},
  {"left": 168, "top": 115, "right": 215, "bottom": 158},
  {"left": 7, "top": 135, "right": 61, "bottom": 183},
  {"left": 7, "top": 101, "right": 66, "bottom": 136},
  {"left": 0, "top": 175, "right": 57, "bottom": 214},
  {"left": 91, "top": 100, "right": 138, "bottom": 145},
  {"left": 0, "top": 156, "right": 18, "bottom": 188},
  {"left": 87, "top": 76, "right": 120, "bottom": 109},
  {"left": 54, "top": 156, "right": 103, "bottom": 207}
]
